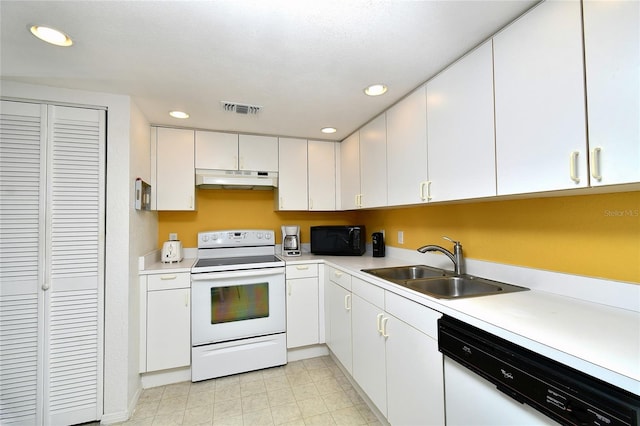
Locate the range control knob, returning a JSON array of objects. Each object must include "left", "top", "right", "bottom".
[
  {"left": 265, "top": 232, "right": 272, "bottom": 240},
  {"left": 202, "top": 234, "right": 209, "bottom": 242}
]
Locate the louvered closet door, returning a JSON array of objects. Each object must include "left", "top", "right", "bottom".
[
  {"left": 44, "top": 105, "right": 105, "bottom": 426},
  {"left": 0, "top": 101, "right": 105, "bottom": 425},
  {"left": 0, "top": 100, "right": 47, "bottom": 425}
]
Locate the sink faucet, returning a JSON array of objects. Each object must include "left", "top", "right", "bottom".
[{"left": 417, "top": 236, "right": 464, "bottom": 275}]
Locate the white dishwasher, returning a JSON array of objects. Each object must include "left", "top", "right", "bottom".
[{"left": 438, "top": 316, "right": 640, "bottom": 426}]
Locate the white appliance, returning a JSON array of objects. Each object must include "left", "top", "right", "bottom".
[
  {"left": 161, "top": 240, "right": 183, "bottom": 263},
  {"left": 439, "top": 316, "right": 640, "bottom": 425},
  {"left": 190, "top": 229, "right": 286, "bottom": 381},
  {"left": 281, "top": 225, "right": 301, "bottom": 256}
]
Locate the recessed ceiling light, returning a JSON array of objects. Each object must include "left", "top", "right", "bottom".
[
  {"left": 364, "top": 84, "right": 388, "bottom": 97},
  {"left": 321, "top": 127, "right": 337, "bottom": 134},
  {"left": 169, "top": 111, "right": 190, "bottom": 119},
  {"left": 29, "top": 25, "right": 73, "bottom": 47}
]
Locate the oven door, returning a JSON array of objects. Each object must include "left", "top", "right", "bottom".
[{"left": 191, "top": 267, "right": 285, "bottom": 346}]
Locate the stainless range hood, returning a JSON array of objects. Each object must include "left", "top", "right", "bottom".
[{"left": 195, "top": 169, "right": 278, "bottom": 190}]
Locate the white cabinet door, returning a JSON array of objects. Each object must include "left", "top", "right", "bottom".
[
  {"left": 308, "top": 140, "right": 336, "bottom": 211},
  {"left": 286, "top": 276, "right": 319, "bottom": 348},
  {"left": 239, "top": 134, "right": 278, "bottom": 172},
  {"left": 583, "top": 0, "right": 640, "bottom": 186},
  {"left": 277, "top": 138, "right": 308, "bottom": 211},
  {"left": 325, "top": 280, "right": 352, "bottom": 374},
  {"left": 146, "top": 288, "right": 191, "bottom": 372},
  {"left": 386, "top": 315, "right": 445, "bottom": 426},
  {"left": 154, "top": 127, "right": 195, "bottom": 210},
  {"left": 427, "top": 41, "right": 496, "bottom": 201},
  {"left": 493, "top": 0, "right": 588, "bottom": 195},
  {"left": 351, "top": 294, "right": 387, "bottom": 416},
  {"left": 340, "top": 132, "right": 361, "bottom": 210},
  {"left": 359, "top": 114, "right": 387, "bottom": 208},
  {"left": 387, "top": 85, "right": 429, "bottom": 206},
  {"left": 195, "top": 130, "right": 238, "bottom": 170}
]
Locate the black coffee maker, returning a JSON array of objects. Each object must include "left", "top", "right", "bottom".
[{"left": 372, "top": 232, "right": 385, "bottom": 257}]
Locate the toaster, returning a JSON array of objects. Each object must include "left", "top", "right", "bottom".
[{"left": 161, "top": 240, "right": 183, "bottom": 263}]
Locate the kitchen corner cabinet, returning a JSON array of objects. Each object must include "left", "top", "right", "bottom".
[
  {"left": 386, "top": 85, "right": 429, "bottom": 206},
  {"left": 140, "top": 272, "right": 191, "bottom": 373},
  {"left": 152, "top": 127, "right": 195, "bottom": 210},
  {"left": 276, "top": 138, "right": 308, "bottom": 211},
  {"left": 583, "top": 0, "right": 640, "bottom": 186},
  {"left": 426, "top": 40, "right": 496, "bottom": 202},
  {"left": 359, "top": 114, "right": 388, "bottom": 208},
  {"left": 308, "top": 140, "right": 337, "bottom": 211},
  {"left": 340, "top": 132, "right": 361, "bottom": 210},
  {"left": 285, "top": 264, "right": 319, "bottom": 348},
  {"left": 324, "top": 267, "right": 353, "bottom": 374},
  {"left": 493, "top": 0, "right": 588, "bottom": 195}
]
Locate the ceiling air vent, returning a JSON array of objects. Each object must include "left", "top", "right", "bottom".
[{"left": 221, "top": 101, "right": 262, "bottom": 115}]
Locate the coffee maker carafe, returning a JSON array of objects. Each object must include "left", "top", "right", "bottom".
[{"left": 281, "top": 225, "right": 301, "bottom": 257}]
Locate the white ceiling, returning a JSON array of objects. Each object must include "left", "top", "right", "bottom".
[{"left": 0, "top": 0, "right": 538, "bottom": 141}]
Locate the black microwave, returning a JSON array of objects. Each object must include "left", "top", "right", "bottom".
[{"left": 310, "top": 226, "right": 366, "bottom": 256}]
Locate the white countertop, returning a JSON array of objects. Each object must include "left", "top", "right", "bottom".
[
  {"left": 285, "top": 252, "right": 640, "bottom": 396},
  {"left": 139, "top": 248, "right": 640, "bottom": 396}
]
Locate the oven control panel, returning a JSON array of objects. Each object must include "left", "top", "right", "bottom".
[{"left": 198, "top": 229, "right": 275, "bottom": 248}]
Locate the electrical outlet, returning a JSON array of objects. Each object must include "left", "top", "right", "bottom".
[
  {"left": 169, "top": 233, "right": 178, "bottom": 241},
  {"left": 380, "top": 230, "right": 385, "bottom": 238},
  {"left": 398, "top": 231, "right": 404, "bottom": 244}
]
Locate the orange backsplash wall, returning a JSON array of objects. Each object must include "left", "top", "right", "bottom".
[
  {"left": 157, "top": 189, "right": 358, "bottom": 248},
  {"left": 158, "top": 190, "right": 639, "bottom": 283},
  {"left": 359, "top": 191, "right": 639, "bottom": 283}
]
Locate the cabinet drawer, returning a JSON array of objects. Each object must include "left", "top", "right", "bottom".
[
  {"left": 286, "top": 263, "right": 318, "bottom": 279},
  {"left": 352, "top": 277, "right": 384, "bottom": 309},
  {"left": 385, "top": 291, "right": 441, "bottom": 339},
  {"left": 327, "top": 266, "right": 351, "bottom": 290},
  {"left": 147, "top": 272, "right": 190, "bottom": 291}
]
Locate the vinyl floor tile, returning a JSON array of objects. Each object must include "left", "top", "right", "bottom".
[{"left": 119, "top": 356, "right": 382, "bottom": 426}]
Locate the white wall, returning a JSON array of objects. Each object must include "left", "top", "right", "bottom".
[
  {"left": 0, "top": 80, "right": 153, "bottom": 423},
  {"left": 128, "top": 101, "right": 157, "bottom": 411}
]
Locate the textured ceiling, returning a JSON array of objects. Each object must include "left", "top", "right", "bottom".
[{"left": 0, "top": 0, "right": 538, "bottom": 140}]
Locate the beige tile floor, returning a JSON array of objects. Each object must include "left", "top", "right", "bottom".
[{"left": 117, "top": 356, "right": 383, "bottom": 426}]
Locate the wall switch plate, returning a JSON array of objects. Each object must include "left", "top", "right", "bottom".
[{"left": 398, "top": 231, "right": 404, "bottom": 244}]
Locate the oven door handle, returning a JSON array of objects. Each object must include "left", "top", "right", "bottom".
[{"left": 191, "top": 267, "right": 285, "bottom": 281}]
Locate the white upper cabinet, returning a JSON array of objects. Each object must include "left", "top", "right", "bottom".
[
  {"left": 583, "top": 0, "right": 640, "bottom": 186},
  {"left": 340, "top": 131, "right": 361, "bottom": 209},
  {"left": 239, "top": 134, "right": 278, "bottom": 172},
  {"left": 276, "top": 138, "right": 308, "bottom": 211},
  {"left": 195, "top": 130, "right": 238, "bottom": 170},
  {"left": 308, "top": 140, "right": 337, "bottom": 211},
  {"left": 386, "top": 86, "right": 429, "bottom": 206},
  {"left": 154, "top": 127, "right": 195, "bottom": 211},
  {"left": 359, "top": 113, "right": 387, "bottom": 208},
  {"left": 427, "top": 40, "right": 497, "bottom": 202},
  {"left": 493, "top": 0, "right": 588, "bottom": 195}
]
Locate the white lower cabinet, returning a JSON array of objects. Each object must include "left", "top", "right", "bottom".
[
  {"left": 385, "top": 291, "right": 445, "bottom": 426},
  {"left": 351, "top": 281, "right": 388, "bottom": 415},
  {"left": 324, "top": 267, "right": 353, "bottom": 374},
  {"left": 342, "top": 276, "right": 445, "bottom": 425},
  {"left": 140, "top": 272, "right": 191, "bottom": 373},
  {"left": 286, "top": 264, "right": 319, "bottom": 348}
]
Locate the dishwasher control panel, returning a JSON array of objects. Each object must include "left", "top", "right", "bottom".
[{"left": 438, "top": 316, "right": 640, "bottom": 426}]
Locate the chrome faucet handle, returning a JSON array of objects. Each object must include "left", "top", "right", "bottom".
[{"left": 442, "top": 236, "right": 460, "bottom": 246}]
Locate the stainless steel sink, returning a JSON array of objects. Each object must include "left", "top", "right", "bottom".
[
  {"left": 361, "top": 265, "right": 451, "bottom": 283},
  {"left": 361, "top": 265, "right": 528, "bottom": 299},
  {"left": 404, "top": 275, "right": 528, "bottom": 299}
]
